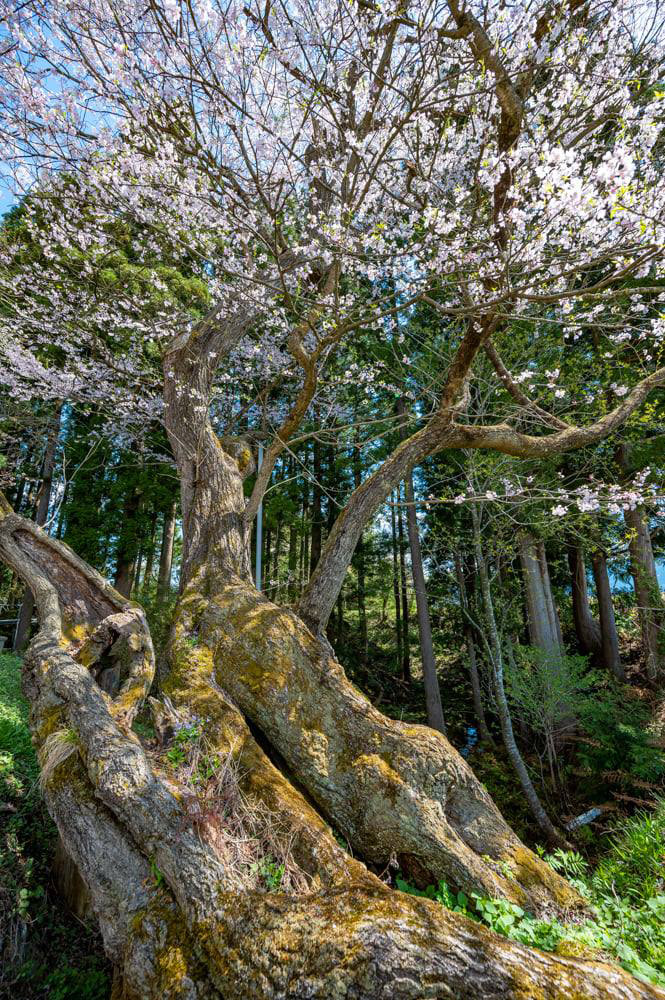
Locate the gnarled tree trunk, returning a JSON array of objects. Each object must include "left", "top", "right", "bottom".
[
  {"left": 2, "top": 324, "right": 663, "bottom": 998},
  {"left": 3, "top": 497, "right": 664, "bottom": 1000}
]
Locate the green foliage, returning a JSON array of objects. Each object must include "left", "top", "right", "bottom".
[
  {"left": 165, "top": 722, "right": 202, "bottom": 769},
  {"left": 506, "top": 646, "right": 596, "bottom": 742},
  {"left": 251, "top": 856, "right": 285, "bottom": 892},
  {"left": 577, "top": 690, "right": 665, "bottom": 786},
  {"left": 592, "top": 802, "right": 665, "bottom": 901},
  {"left": 396, "top": 813, "right": 665, "bottom": 988},
  {"left": 394, "top": 875, "right": 471, "bottom": 913},
  {"left": 149, "top": 857, "right": 165, "bottom": 889},
  {"left": 506, "top": 647, "right": 664, "bottom": 799},
  {"left": 13, "top": 960, "right": 109, "bottom": 1000},
  {"left": 0, "top": 654, "right": 109, "bottom": 998}
]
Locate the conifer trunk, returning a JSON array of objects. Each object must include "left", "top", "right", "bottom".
[
  {"left": 455, "top": 551, "right": 492, "bottom": 743},
  {"left": 390, "top": 490, "right": 405, "bottom": 679},
  {"left": 352, "top": 438, "right": 368, "bottom": 668},
  {"left": 591, "top": 549, "right": 624, "bottom": 682},
  {"left": 157, "top": 499, "right": 177, "bottom": 601},
  {"left": 568, "top": 543, "right": 602, "bottom": 656},
  {"left": 113, "top": 487, "right": 142, "bottom": 598},
  {"left": 403, "top": 469, "right": 446, "bottom": 734},
  {"left": 14, "top": 403, "right": 62, "bottom": 651},
  {"left": 397, "top": 486, "right": 412, "bottom": 682},
  {"left": 624, "top": 505, "right": 665, "bottom": 679}
]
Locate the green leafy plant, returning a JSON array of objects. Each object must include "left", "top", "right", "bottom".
[
  {"left": 165, "top": 721, "right": 202, "bottom": 768},
  {"left": 395, "top": 876, "right": 472, "bottom": 914},
  {"left": 395, "top": 812, "right": 665, "bottom": 989},
  {"left": 577, "top": 689, "right": 665, "bottom": 786},
  {"left": 149, "top": 857, "right": 165, "bottom": 888},
  {"left": 592, "top": 802, "right": 665, "bottom": 901},
  {"left": 251, "top": 856, "right": 285, "bottom": 892}
]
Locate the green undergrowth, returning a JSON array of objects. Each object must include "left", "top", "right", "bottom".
[
  {"left": 396, "top": 805, "right": 665, "bottom": 988},
  {"left": 0, "top": 653, "right": 110, "bottom": 999}
]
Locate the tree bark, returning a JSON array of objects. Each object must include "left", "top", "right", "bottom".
[
  {"left": 270, "top": 513, "right": 284, "bottom": 600},
  {"left": 390, "top": 491, "right": 405, "bottom": 680},
  {"left": 537, "top": 541, "right": 564, "bottom": 649},
  {"left": 114, "top": 487, "right": 142, "bottom": 598},
  {"left": 567, "top": 543, "right": 602, "bottom": 656},
  {"left": 287, "top": 521, "right": 298, "bottom": 601},
  {"left": 396, "top": 485, "right": 412, "bottom": 684},
  {"left": 352, "top": 436, "right": 368, "bottom": 668},
  {"left": 518, "top": 534, "right": 561, "bottom": 652},
  {"left": 309, "top": 432, "right": 323, "bottom": 578},
  {"left": 624, "top": 505, "right": 665, "bottom": 679},
  {"left": 455, "top": 551, "right": 492, "bottom": 744},
  {"left": 591, "top": 549, "right": 624, "bottom": 682},
  {"left": 157, "top": 499, "right": 177, "bottom": 601},
  {"left": 402, "top": 471, "right": 446, "bottom": 735},
  {"left": 287, "top": 456, "right": 299, "bottom": 601},
  {"left": 142, "top": 509, "right": 158, "bottom": 590}
]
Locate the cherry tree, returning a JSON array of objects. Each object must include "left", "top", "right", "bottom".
[{"left": 1, "top": 1, "right": 665, "bottom": 995}]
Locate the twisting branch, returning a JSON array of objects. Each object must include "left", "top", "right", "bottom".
[
  {"left": 448, "top": 366, "right": 665, "bottom": 457},
  {"left": 0, "top": 493, "right": 154, "bottom": 724},
  {"left": 299, "top": 312, "right": 497, "bottom": 632},
  {"left": 244, "top": 263, "right": 342, "bottom": 523},
  {"left": 483, "top": 341, "right": 571, "bottom": 431}
]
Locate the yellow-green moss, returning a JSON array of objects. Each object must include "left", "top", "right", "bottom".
[{"left": 509, "top": 846, "right": 584, "bottom": 909}]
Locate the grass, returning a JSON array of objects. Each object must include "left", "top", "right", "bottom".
[{"left": 0, "top": 653, "right": 110, "bottom": 999}]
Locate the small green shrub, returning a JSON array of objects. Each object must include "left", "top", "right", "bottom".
[
  {"left": 577, "top": 691, "right": 665, "bottom": 785},
  {"left": 251, "top": 856, "right": 285, "bottom": 892},
  {"left": 395, "top": 875, "right": 471, "bottom": 913},
  {"left": 165, "top": 721, "right": 203, "bottom": 768}
]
